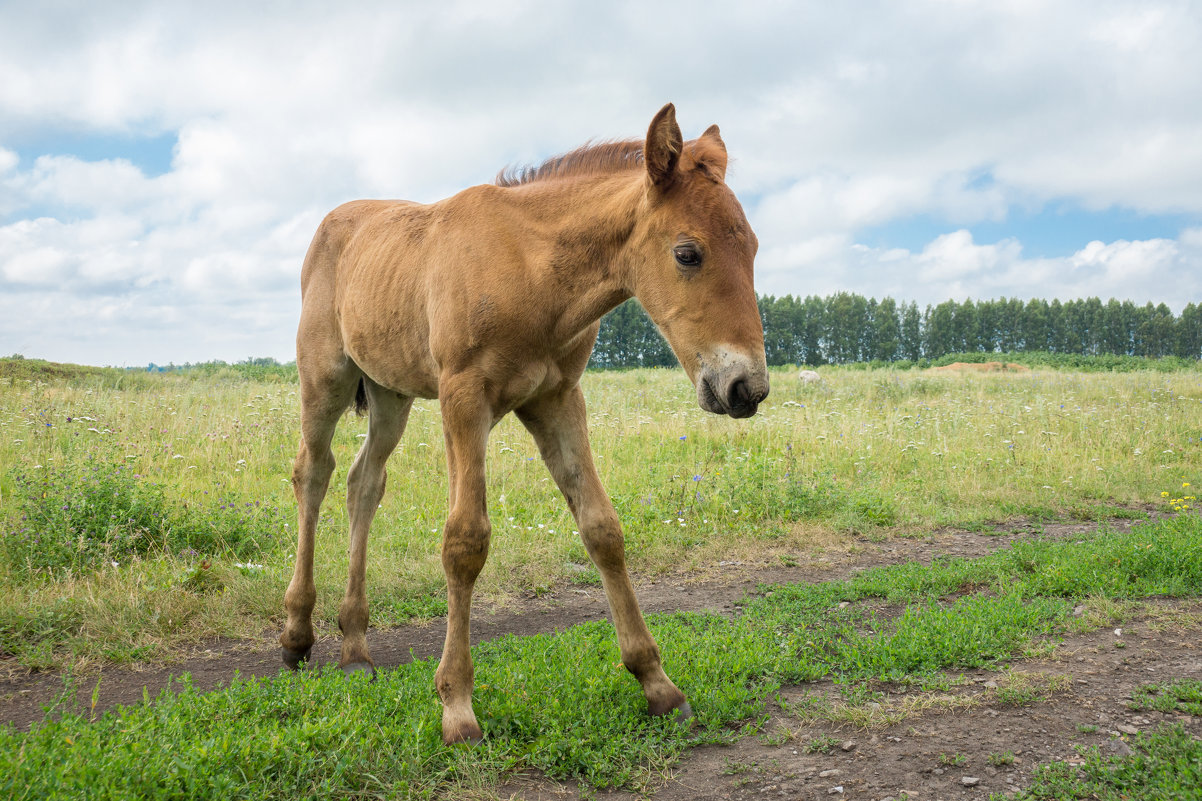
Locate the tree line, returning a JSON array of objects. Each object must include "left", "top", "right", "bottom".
[{"left": 587, "top": 294, "right": 1202, "bottom": 368}]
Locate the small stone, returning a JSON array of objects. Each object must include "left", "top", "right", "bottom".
[
  {"left": 1105, "top": 738, "right": 1134, "bottom": 756},
  {"left": 961, "top": 776, "right": 981, "bottom": 786},
  {"left": 983, "top": 680, "right": 998, "bottom": 689},
  {"left": 818, "top": 769, "right": 841, "bottom": 778},
  {"left": 827, "top": 787, "right": 844, "bottom": 795},
  {"left": 1117, "top": 724, "right": 1139, "bottom": 735},
  {"left": 933, "top": 767, "right": 945, "bottom": 775},
  {"left": 841, "top": 740, "right": 857, "bottom": 752}
]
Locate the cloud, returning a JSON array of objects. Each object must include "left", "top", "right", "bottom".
[
  {"left": 755, "top": 229, "right": 1199, "bottom": 314},
  {"left": 1, "top": 1, "right": 1201, "bottom": 364}
]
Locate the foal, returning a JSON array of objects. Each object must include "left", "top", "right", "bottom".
[{"left": 280, "top": 103, "right": 769, "bottom": 744}]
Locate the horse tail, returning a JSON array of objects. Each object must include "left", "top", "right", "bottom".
[{"left": 353, "top": 377, "right": 368, "bottom": 416}]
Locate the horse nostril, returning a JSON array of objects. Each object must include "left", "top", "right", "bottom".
[{"left": 729, "top": 379, "right": 751, "bottom": 409}]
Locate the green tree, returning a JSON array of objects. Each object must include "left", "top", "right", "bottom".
[
  {"left": 900, "top": 301, "right": 922, "bottom": 360},
  {"left": 799, "top": 295, "right": 827, "bottom": 364},
  {"left": 871, "top": 297, "right": 901, "bottom": 361},
  {"left": 1178, "top": 302, "right": 1202, "bottom": 359},
  {"left": 924, "top": 301, "right": 955, "bottom": 359},
  {"left": 1022, "top": 298, "right": 1050, "bottom": 352}
]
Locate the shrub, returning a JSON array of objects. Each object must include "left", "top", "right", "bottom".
[{"left": 2, "top": 460, "right": 286, "bottom": 580}]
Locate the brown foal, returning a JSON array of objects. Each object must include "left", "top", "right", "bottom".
[{"left": 280, "top": 103, "right": 769, "bottom": 744}]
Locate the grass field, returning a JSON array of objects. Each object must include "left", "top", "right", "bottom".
[
  {"left": 2, "top": 358, "right": 1201, "bottom": 798},
  {"left": 1, "top": 359, "right": 1199, "bottom": 670},
  {"left": 2, "top": 513, "right": 1201, "bottom": 799}
]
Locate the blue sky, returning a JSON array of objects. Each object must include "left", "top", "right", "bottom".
[
  {"left": 859, "top": 205, "right": 1196, "bottom": 260},
  {"left": 7, "top": 131, "right": 177, "bottom": 180},
  {"left": 2, "top": 1, "right": 1201, "bottom": 365}
]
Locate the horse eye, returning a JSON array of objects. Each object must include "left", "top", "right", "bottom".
[{"left": 674, "top": 245, "right": 702, "bottom": 268}]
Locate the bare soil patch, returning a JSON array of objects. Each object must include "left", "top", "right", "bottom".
[
  {"left": 5, "top": 516, "right": 1194, "bottom": 801},
  {"left": 929, "top": 362, "right": 1031, "bottom": 373}
]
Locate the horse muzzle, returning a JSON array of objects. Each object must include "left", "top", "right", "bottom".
[{"left": 696, "top": 359, "right": 769, "bottom": 419}]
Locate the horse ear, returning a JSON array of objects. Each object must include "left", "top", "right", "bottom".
[
  {"left": 645, "top": 103, "right": 683, "bottom": 188},
  {"left": 698, "top": 124, "right": 728, "bottom": 181}
]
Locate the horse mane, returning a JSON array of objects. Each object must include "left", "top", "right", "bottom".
[{"left": 495, "top": 140, "right": 645, "bottom": 187}]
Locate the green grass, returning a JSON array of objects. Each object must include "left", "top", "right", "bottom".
[
  {"left": 998, "top": 725, "right": 1202, "bottom": 800},
  {"left": 2, "top": 363, "right": 1200, "bottom": 670},
  {"left": 1130, "top": 679, "right": 1202, "bottom": 716},
  {"left": 3, "top": 513, "right": 1202, "bottom": 799}
]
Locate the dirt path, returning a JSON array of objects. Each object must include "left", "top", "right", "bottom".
[{"left": 5, "top": 517, "right": 1197, "bottom": 801}]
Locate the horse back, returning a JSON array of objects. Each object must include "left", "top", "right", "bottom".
[{"left": 300, "top": 189, "right": 604, "bottom": 406}]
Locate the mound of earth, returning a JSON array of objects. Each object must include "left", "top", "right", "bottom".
[{"left": 930, "top": 361, "right": 1031, "bottom": 373}]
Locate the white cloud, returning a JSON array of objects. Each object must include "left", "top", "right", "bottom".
[
  {"left": 758, "top": 229, "right": 1200, "bottom": 314},
  {"left": 1, "top": 1, "right": 1202, "bottom": 363}
]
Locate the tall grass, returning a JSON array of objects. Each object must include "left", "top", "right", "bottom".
[{"left": 1, "top": 363, "right": 1199, "bottom": 668}]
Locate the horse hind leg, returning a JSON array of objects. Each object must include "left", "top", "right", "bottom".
[
  {"left": 338, "top": 381, "right": 413, "bottom": 677},
  {"left": 280, "top": 366, "right": 360, "bottom": 669}
]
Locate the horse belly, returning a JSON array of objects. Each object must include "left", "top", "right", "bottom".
[{"left": 338, "top": 279, "right": 440, "bottom": 399}]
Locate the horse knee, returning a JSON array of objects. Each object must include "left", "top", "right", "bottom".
[{"left": 441, "top": 515, "right": 491, "bottom": 584}]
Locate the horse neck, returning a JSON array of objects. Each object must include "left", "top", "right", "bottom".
[{"left": 510, "top": 173, "right": 644, "bottom": 327}]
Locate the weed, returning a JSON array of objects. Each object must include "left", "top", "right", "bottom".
[
  {"left": 1129, "top": 679, "right": 1202, "bottom": 716},
  {"left": 803, "top": 734, "right": 841, "bottom": 754},
  {"left": 757, "top": 725, "right": 795, "bottom": 746},
  {"left": 2, "top": 456, "right": 286, "bottom": 580},
  {"left": 992, "top": 671, "right": 1072, "bottom": 707},
  {"left": 1003, "top": 725, "right": 1202, "bottom": 800},
  {"left": 721, "top": 758, "right": 756, "bottom": 775}
]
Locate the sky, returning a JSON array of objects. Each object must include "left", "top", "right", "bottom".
[{"left": 2, "top": 1, "right": 1201, "bottom": 367}]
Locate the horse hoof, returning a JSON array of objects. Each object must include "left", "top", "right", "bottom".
[
  {"left": 341, "top": 661, "right": 377, "bottom": 681},
  {"left": 649, "top": 697, "right": 693, "bottom": 726},
  {"left": 281, "top": 646, "right": 311, "bottom": 671},
  {"left": 442, "top": 721, "right": 484, "bottom": 746}
]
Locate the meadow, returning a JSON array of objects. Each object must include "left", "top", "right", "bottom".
[
  {"left": 1, "top": 357, "right": 1199, "bottom": 670},
  {"left": 2, "top": 358, "right": 1202, "bottom": 798}
]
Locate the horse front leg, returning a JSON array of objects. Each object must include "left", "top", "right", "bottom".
[
  {"left": 517, "top": 386, "right": 691, "bottom": 722},
  {"left": 435, "top": 384, "right": 493, "bottom": 744}
]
